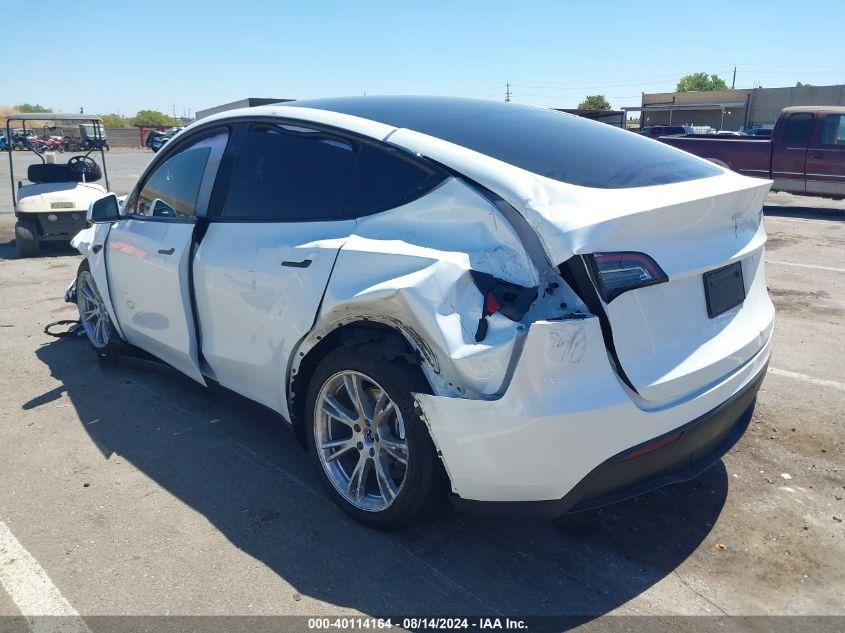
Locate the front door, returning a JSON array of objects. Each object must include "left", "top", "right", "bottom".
[
  {"left": 106, "top": 130, "right": 228, "bottom": 383},
  {"left": 771, "top": 112, "right": 813, "bottom": 194}
]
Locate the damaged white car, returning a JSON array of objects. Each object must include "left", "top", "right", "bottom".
[{"left": 69, "top": 97, "right": 774, "bottom": 528}]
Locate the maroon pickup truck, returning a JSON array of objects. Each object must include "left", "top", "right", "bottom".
[{"left": 659, "top": 106, "right": 845, "bottom": 198}]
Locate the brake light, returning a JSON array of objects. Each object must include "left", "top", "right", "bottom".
[
  {"left": 588, "top": 252, "right": 667, "bottom": 303},
  {"left": 470, "top": 270, "right": 538, "bottom": 342}
]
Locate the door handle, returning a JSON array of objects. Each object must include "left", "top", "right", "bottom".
[
  {"left": 282, "top": 259, "right": 312, "bottom": 268},
  {"left": 809, "top": 153, "right": 823, "bottom": 159},
  {"left": 158, "top": 247, "right": 175, "bottom": 255}
]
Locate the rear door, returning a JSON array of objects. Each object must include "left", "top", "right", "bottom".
[
  {"left": 193, "top": 122, "right": 358, "bottom": 416},
  {"left": 805, "top": 112, "right": 845, "bottom": 197},
  {"left": 771, "top": 112, "right": 814, "bottom": 193},
  {"left": 106, "top": 130, "right": 228, "bottom": 383}
]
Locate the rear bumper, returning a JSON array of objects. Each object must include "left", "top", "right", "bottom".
[
  {"left": 451, "top": 361, "right": 765, "bottom": 518},
  {"left": 415, "top": 316, "right": 772, "bottom": 509}
]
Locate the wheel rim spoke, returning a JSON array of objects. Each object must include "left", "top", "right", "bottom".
[
  {"left": 373, "top": 397, "right": 394, "bottom": 427},
  {"left": 320, "top": 395, "right": 357, "bottom": 427},
  {"left": 343, "top": 373, "right": 372, "bottom": 421},
  {"left": 380, "top": 441, "right": 408, "bottom": 465},
  {"left": 80, "top": 283, "right": 97, "bottom": 304},
  {"left": 347, "top": 453, "right": 373, "bottom": 502},
  {"left": 375, "top": 456, "right": 398, "bottom": 503},
  {"left": 321, "top": 438, "right": 356, "bottom": 463}
]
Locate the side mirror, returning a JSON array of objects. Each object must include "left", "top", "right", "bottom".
[{"left": 87, "top": 193, "right": 121, "bottom": 223}]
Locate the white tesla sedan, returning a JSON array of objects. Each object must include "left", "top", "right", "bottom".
[{"left": 71, "top": 97, "right": 774, "bottom": 528}]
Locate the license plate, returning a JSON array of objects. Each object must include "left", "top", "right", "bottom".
[
  {"left": 703, "top": 261, "right": 745, "bottom": 318},
  {"left": 50, "top": 201, "right": 74, "bottom": 209}
]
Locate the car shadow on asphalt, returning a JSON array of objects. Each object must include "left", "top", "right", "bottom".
[
  {"left": 0, "top": 238, "right": 78, "bottom": 260},
  {"left": 763, "top": 205, "right": 845, "bottom": 221},
  {"left": 31, "top": 337, "right": 729, "bottom": 620}
]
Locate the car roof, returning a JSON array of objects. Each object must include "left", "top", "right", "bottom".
[{"left": 5, "top": 113, "right": 104, "bottom": 122}]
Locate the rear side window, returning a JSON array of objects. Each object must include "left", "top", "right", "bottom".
[
  {"left": 223, "top": 125, "right": 357, "bottom": 221},
  {"left": 136, "top": 146, "right": 211, "bottom": 218},
  {"left": 782, "top": 113, "right": 814, "bottom": 147},
  {"left": 346, "top": 144, "right": 446, "bottom": 217},
  {"left": 820, "top": 115, "right": 845, "bottom": 146}
]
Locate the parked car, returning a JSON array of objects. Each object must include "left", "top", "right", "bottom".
[
  {"left": 145, "top": 127, "right": 181, "bottom": 152},
  {"left": 0, "top": 133, "right": 8, "bottom": 151},
  {"left": 660, "top": 106, "right": 845, "bottom": 198},
  {"left": 640, "top": 124, "right": 692, "bottom": 138},
  {"left": 80, "top": 123, "right": 109, "bottom": 151},
  {"left": 70, "top": 97, "right": 774, "bottom": 528}
]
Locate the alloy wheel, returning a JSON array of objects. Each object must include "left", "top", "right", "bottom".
[
  {"left": 314, "top": 370, "right": 409, "bottom": 512},
  {"left": 77, "top": 271, "right": 110, "bottom": 349}
]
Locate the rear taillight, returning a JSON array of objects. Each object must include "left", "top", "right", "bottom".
[
  {"left": 587, "top": 252, "right": 667, "bottom": 303},
  {"left": 470, "top": 270, "right": 538, "bottom": 342}
]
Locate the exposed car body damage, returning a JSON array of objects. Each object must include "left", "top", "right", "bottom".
[{"left": 290, "top": 176, "right": 585, "bottom": 401}]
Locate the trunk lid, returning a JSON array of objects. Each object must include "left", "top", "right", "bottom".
[{"left": 526, "top": 172, "right": 774, "bottom": 405}]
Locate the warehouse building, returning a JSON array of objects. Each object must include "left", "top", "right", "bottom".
[{"left": 624, "top": 83, "right": 845, "bottom": 131}]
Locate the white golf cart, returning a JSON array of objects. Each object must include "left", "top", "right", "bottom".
[{"left": 6, "top": 113, "right": 111, "bottom": 257}]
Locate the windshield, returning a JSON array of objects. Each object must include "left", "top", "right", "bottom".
[{"left": 285, "top": 96, "right": 721, "bottom": 189}]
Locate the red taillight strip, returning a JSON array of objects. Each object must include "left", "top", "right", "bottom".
[{"left": 620, "top": 432, "right": 683, "bottom": 462}]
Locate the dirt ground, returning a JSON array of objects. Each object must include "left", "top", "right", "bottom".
[{"left": 0, "top": 195, "right": 843, "bottom": 628}]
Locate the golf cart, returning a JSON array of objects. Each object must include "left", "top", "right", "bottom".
[
  {"left": 80, "top": 123, "right": 109, "bottom": 151},
  {"left": 6, "top": 113, "right": 111, "bottom": 257}
]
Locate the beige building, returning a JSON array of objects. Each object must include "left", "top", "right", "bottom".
[{"left": 625, "top": 84, "right": 845, "bottom": 131}]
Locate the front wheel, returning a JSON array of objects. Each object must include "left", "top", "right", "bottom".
[
  {"left": 15, "top": 219, "right": 40, "bottom": 258},
  {"left": 76, "top": 260, "right": 121, "bottom": 364},
  {"left": 305, "top": 345, "right": 445, "bottom": 529}
]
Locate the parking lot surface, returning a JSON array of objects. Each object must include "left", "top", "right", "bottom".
[{"left": 0, "top": 155, "right": 843, "bottom": 624}]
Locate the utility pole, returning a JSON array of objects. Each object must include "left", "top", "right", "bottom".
[
  {"left": 505, "top": 82, "right": 511, "bottom": 102},
  {"left": 731, "top": 66, "right": 736, "bottom": 89}
]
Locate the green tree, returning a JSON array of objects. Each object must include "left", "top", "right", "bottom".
[
  {"left": 676, "top": 73, "right": 729, "bottom": 92},
  {"left": 130, "top": 109, "right": 179, "bottom": 127},
  {"left": 100, "top": 113, "right": 128, "bottom": 128},
  {"left": 578, "top": 94, "right": 611, "bottom": 110},
  {"left": 15, "top": 103, "right": 52, "bottom": 113}
]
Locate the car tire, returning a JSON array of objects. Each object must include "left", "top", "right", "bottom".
[
  {"left": 76, "top": 260, "right": 121, "bottom": 365},
  {"left": 15, "top": 219, "right": 40, "bottom": 258},
  {"left": 305, "top": 344, "right": 445, "bottom": 529}
]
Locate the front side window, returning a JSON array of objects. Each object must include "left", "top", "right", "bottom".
[
  {"left": 820, "top": 115, "right": 845, "bottom": 147},
  {"left": 782, "top": 113, "right": 814, "bottom": 148},
  {"left": 223, "top": 125, "right": 357, "bottom": 221},
  {"left": 136, "top": 145, "right": 213, "bottom": 218}
]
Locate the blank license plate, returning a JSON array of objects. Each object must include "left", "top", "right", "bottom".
[{"left": 703, "top": 261, "right": 745, "bottom": 318}]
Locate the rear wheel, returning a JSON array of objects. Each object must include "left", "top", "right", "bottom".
[
  {"left": 305, "top": 345, "right": 444, "bottom": 529},
  {"left": 15, "top": 219, "right": 40, "bottom": 258},
  {"left": 76, "top": 260, "right": 121, "bottom": 364}
]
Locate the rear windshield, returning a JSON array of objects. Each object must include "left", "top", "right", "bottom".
[{"left": 285, "top": 97, "right": 720, "bottom": 189}]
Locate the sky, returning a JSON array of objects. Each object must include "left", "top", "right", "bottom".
[{"left": 1, "top": 0, "right": 843, "bottom": 118}]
